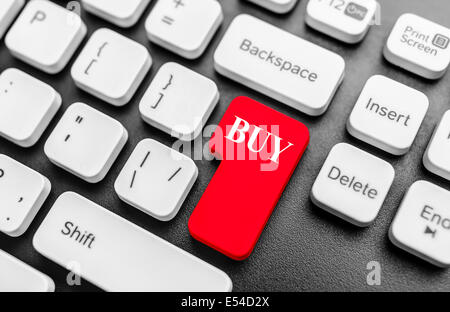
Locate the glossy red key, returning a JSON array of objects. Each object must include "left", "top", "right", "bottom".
[{"left": 188, "top": 97, "right": 309, "bottom": 260}]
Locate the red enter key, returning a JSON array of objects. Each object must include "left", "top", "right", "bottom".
[{"left": 188, "top": 97, "right": 309, "bottom": 260}]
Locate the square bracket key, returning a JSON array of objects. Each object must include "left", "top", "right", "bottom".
[
  {"left": 139, "top": 62, "right": 219, "bottom": 141},
  {"left": 71, "top": 28, "right": 152, "bottom": 106}
]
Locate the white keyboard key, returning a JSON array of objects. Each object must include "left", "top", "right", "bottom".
[
  {"left": 115, "top": 139, "right": 198, "bottom": 221},
  {"left": 423, "top": 110, "right": 450, "bottom": 180},
  {"left": 311, "top": 143, "right": 394, "bottom": 227},
  {"left": 384, "top": 14, "right": 450, "bottom": 79},
  {"left": 5, "top": 0, "right": 87, "bottom": 74},
  {"left": 305, "top": 0, "right": 378, "bottom": 43},
  {"left": 246, "top": 0, "right": 298, "bottom": 14},
  {"left": 390, "top": 181, "right": 450, "bottom": 268},
  {"left": 0, "top": 0, "right": 24, "bottom": 38},
  {"left": 347, "top": 75, "right": 428, "bottom": 155},
  {"left": 0, "top": 249, "right": 54, "bottom": 292},
  {"left": 44, "top": 103, "right": 128, "bottom": 183},
  {"left": 71, "top": 28, "right": 152, "bottom": 107},
  {"left": 0, "top": 155, "right": 51, "bottom": 237},
  {"left": 0, "top": 68, "right": 61, "bottom": 147},
  {"left": 139, "top": 62, "right": 218, "bottom": 140},
  {"left": 33, "top": 192, "right": 232, "bottom": 291},
  {"left": 145, "top": 0, "right": 223, "bottom": 59},
  {"left": 82, "top": 0, "right": 151, "bottom": 28},
  {"left": 214, "top": 14, "right": 345, "bottom": 116}
]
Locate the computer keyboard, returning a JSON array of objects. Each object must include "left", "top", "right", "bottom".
[{"left": 1, "top": 0, "right": 450, "bottom": 292}]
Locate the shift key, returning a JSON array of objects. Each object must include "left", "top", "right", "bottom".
[
  {"left": 33, "top": 192, "right": 232, "bottom": 292},
  {"left": 214, "top": 14, "right": 345, "bottom": 116}
]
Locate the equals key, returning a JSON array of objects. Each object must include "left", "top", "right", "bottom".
[{"left": 162, "top": 16, "right": 174, "bottom": 25}]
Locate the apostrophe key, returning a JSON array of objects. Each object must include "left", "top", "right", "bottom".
[{"left": 189, "top": 97, "right": 309, "bottom": 260}]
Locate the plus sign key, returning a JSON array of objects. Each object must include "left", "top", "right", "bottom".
[
  {"left": 188, "top": 97, "right": 309, "bottom": 260},
  {"left": 145, "top": 0, "right": 223, "bottom": 59}
]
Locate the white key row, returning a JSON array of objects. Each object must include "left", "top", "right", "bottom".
[
  {"left": 307, "top": 3, "right": 450, "bottom": 79},
  {"left": 0, "top": 59, "right": 218, "bottom": 145},
  {"left": 82, "top": 0, "right": 223, "bottom": 59},
  {"left": 1, "top": 102, "right": 201, "bottom": 224},
  {"left": 311, "top": 143, "right": 450, "bottom": 268},
  {"left": 2, "top": 1, "right": 449, "bottom": 115},
  {"left": 3, "top": 0, "right": 222, "bottom": 73},
  {"left": 1, "top": 141, "right": 449, "bottom": 293},
  {"left": 1, "top": 68, "right": 449, "bottom": 180}
]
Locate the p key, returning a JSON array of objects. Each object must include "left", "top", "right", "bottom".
[
  {"left": 188, "top": 97, "right": 309, "bottom": 260},
  {"left": 5, "top": 0, "right": 87, "bottom": 74}
]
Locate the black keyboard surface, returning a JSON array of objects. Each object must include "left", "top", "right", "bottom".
[{"left": 1, "top": 0, "right": 450, "bottom": 291}]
